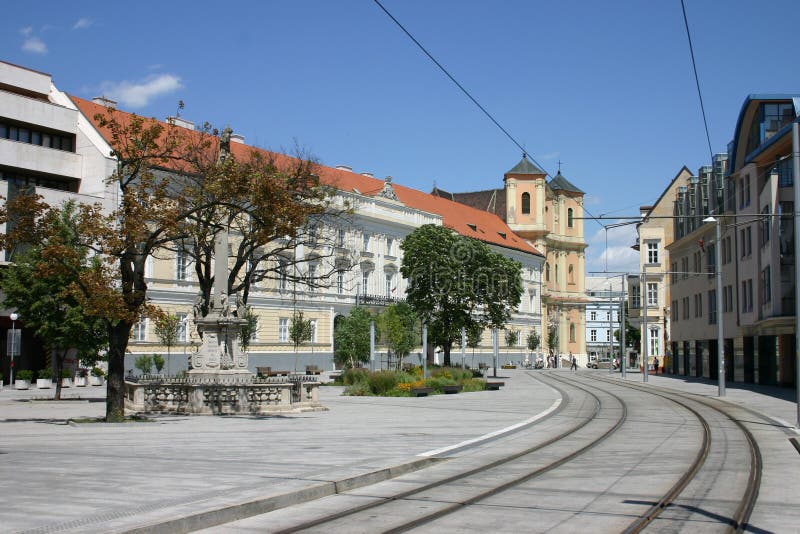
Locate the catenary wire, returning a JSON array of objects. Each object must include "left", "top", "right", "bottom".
[
  {"left": 680, "top": 0, "right": 714, "bottom": 161},
  {"left": 372, "top": 0, "right": 551, "bottom": 177}
]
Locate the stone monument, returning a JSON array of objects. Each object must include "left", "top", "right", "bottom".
[{"left": 186, "top": 228, "right": 251, "bottom": 383}]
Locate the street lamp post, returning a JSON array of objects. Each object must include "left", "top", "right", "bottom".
[
  {"left": 608, "top": 284, "right": 614, "bottom": 374},
  {"left": 9, "top": 312, "right": 18, "bottom": 384},
  {"left": 642, "top": 265, "right": 648, "bottom": 383},
  {"left": 704, "top": 216, "right": 726, "bottom": 397},
  {"left": 620, "top": 275, "right": 626, "bottom": 380}
]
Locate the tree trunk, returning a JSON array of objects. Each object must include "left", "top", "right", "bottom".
[
  {"left": 53, "top": 350, "right": 64, "bottom": 401},
  {"left": 106, "top": 321, "right": 132, "bottom": 422},
  {"left": 443, "top": 342, "right": 451, "bottom": 367}
]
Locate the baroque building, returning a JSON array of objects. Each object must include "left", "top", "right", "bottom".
[
  {"left": 0, "top": 59, "right": 547, "bottom": 378},
  {"left": 433, "top": 156, "right": 589, "bottom": 364}
]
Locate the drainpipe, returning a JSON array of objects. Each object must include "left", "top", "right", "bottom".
[{"left": 792, "top": 120, "right": 800, "bottom": 428}]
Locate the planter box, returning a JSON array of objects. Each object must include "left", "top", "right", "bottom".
[
  {"left": 75, "top": 377, "right": 88, "bottom": 387},
  {"left": 36, "top": 379, "right": 52, "bottom": 389},
  {"left": 15, "top": 379, "right": 31, "bottom": 390},
  {"left": 61, "top": 378, "right": 73, "bottom": 388},
  {"left": 89, "top": 376, "right": 105, "bottom": 386}
]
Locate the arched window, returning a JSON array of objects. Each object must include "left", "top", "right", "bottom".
[
  {"left": 521, "top": 192, "right": 531, "bottom": 215},
  {"left": 545, "top": 262, "right": 550, "bottom": 282},
  {"left": 568, "top": 208, "right": 574, "bottom": 228},
  {"left": 568, "top": 264, "right": 575, "bottom": 284}
]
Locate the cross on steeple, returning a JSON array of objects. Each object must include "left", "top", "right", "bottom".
[{"left": 557, "top": 159, "right": 563, "bottom": 173}]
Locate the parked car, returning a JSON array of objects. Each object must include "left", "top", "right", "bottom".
[{"left": 588, "top": 357, "right": 617, "bottom": 369}]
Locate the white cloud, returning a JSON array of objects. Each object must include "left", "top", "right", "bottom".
[
  {"left": 73, "top": 18, "right": 92, "bottom": 30},
  {"left": 100, "top": 74, "right": 183, "bottom": 108},
  {"left": 585, "top": 221, "right": 640, "bottom": 275},
  {"left": 22, "top": 36, "right": 47, "bottom": 54}
]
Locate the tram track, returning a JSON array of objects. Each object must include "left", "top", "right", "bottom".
[
  {"left": 582, "top": 373, "right": 761, "bottom": 533},
  {"left": 271, "top": 373, "right": 628, "bottom": 534}
]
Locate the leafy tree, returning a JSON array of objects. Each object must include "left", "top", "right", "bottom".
[
  {"left": 378, "top": 302, "right": 417, "bottom": 370},
  {"left": 400, "top": 225, "right": 522, "bottom": 366},
  {"left": 239, "top": 306, "right": 258, "bottom": 352},
  {"left": 154, "top": 313, "right": 181, "bottom": 373},
  {"left": 0, "top": 108, "right": 333, "bottom": 420},
  {"left": 134, "top": 355, "right": 153, "bottom": 375},
  {"left": 289, "top": 310, "right": 313, "bottom": 372},
  {"left": 526, "top": 331, "right": 540, "bottom": 353},
  {"left": 547, "top": 323, "right": 558, "bottom": 358},
  {"left": 0, "top": 201, "right": 107, "bottom": 400},
  {"left": 504, "top": 329, "right": 519, "bottom": 352},
  {"left": 334, "top": 307, "right": 372, "bottom": 369},
  {"left": 152, "top": 354, "right": 165, "bottom": 373}
]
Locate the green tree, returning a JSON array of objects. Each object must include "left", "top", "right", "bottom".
[
  {"left": 378, "top": 302, "right": 417, "bottom": 370},
  {"left": 400, "top": 225, "right": 523, "bottom": 366},
  {"left": 239, "top": 306, "right": 258, "bottom": 352},
  {"left": 289, "top": 310, "right": 313, "bottom": 372},
  {"left": 547, "top": 323, "right": 558, "bottom": 358},
  {"left": 134, "top": 355, "right": 153, "bottom": 375},
  {"left": 0, "top": 108, "right": 332, "bottom": 420},
  {"left": 154, "top": 313, "right": 181, "bottom": 374},
  {"left": 504, "top": 329, "right": 519, "bottom": 353},
  {"left": 152, "top": 354, "right": 165, "bottom": 373},
  {"left": 334, "top": 307, "right": 372, "bottom": 369},
  {"left": 526, "top": 330, "right": 540, "bottom": 353},
  {"left": 0, "top": 201, "right": 107, "bottom": 400}
]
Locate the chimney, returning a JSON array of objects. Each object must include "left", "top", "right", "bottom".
[
  {"left": 335, "top": 165, "right": 352, "bottom": 172},
  {"left": 230, "top": 133, "right": 245, "bottom": 144},
  {"left": 92, "top": 96, "right": 116, "bottom": 108},
  {"left": 166, "top": 116, "right": 195, "bottom": 130},
  {"left": 361, "top": 172, "right": 374, "bottom": 178}
]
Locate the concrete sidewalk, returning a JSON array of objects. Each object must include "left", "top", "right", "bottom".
[
  {"left": 0, "top": 371, "right": 558, "bottom": 533},
  {"left": 1, "top": 370, "right": 796, "bottom": 533}
]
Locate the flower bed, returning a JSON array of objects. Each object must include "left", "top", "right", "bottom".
[{"left": 340, "top": 367, "right": 485, "bottom": 397}]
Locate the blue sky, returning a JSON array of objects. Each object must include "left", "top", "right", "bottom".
[{"left": 4, "top": 0, "right": 799, "bottom": 275}]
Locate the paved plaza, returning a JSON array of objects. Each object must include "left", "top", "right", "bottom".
[{"left": 0, "top": 370, "right": 797, "bottom": 533}]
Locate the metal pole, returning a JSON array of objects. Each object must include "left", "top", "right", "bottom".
[
  {"left": 620, "top": 274, "right": 626, "bottom": 379},
  {"left": 792, "top": 121, "right": 800, "bottom": 428},
  {"left": 422, "top": 323, "right": 427, "bottom": 379},
  {"left": 369, "top": 320, "right": 375, "bottom": 372},
  {"left": 608, "top": 283, "right": 614, "bottom": 374},
  {"left": 642, "top": 266, "right": 648, "bottom": 383},
  {"left": 492, "top": 328, "right": 498, "bottom": 378},
  {"left": 10, "top": 317, "right": 16, "bottom": 384},
  {"left": 461, "top": 326, "right": 466, "bottom": 370},
  {"left": 715, "top": 218, "right": 726, "bottom": 396}
]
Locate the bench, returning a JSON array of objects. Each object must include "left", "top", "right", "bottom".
[
  {"left": 485, "top": 381, "right": 505, "bottom": 391},
  {"left": 410, "top": 387, "right": 434, "bottom": 397},
  {"left": 256, "top": 367, "right": 289, "bottom": 378},
  {"left": 442, "top": 384, "right": 463, "bottom": 394}
]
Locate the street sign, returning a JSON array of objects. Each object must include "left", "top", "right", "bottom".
[{"left": 7, "top": 329, "right": 20, "bottom": 355}]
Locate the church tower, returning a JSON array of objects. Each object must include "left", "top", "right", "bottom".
[{"left": 504, "top": 156, "right": 588, "bottom": 364}]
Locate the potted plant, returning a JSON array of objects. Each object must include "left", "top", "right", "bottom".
[
  {"left": 89, "top": 366, "right": 105, "bottom": 386},
  {"left": 15, "top": 370, "right": 33, "bottom": 390},
  {"left": 61, "top": 368, "right": 73, "bottom": 388},
  {"left": 75, "top": 368, "right": 88, "bottom": 387},
  {"left": 37, "top": 367, "right": 53, "bottom": 389}
]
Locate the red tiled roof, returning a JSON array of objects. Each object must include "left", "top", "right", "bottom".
[{"left": 71, "top": 96, "right": 543, "bottom": 258}]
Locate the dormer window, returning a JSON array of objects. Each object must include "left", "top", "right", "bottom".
[
  {"left": 467, "top": 223, "right": 477, "bottom": 231},
  {"left": 498, "top": 232, "right": 506, "bottom": 239}
]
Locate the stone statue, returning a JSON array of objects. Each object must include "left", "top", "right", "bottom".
[
  {"left": 219, "top": 291, "right": 228, "bottom": 317},
  {"left": 219, "top": 127, "right": 232, "bottom": 163},
  {"left": 192, "top": 292, "right": 203, "bottom": 321}
]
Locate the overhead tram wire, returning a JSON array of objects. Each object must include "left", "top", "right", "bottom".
[
  {"left": 680, "top": 0, "right": 714, "bottom": 162},
  {"left": 372, "top": 0, "right": 550, "bottom": 177}
]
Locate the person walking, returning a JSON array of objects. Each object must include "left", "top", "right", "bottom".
[
  {"left": 653, "top": 356, "right": 659, "bottom": 375},
  {"left": 570, "top": 352, "right": 577, "bottom": 372}
]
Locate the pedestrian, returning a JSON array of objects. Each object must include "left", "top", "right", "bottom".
[
  {"left": 653, "top": 356, "right": 659, "bottom": 375},
  {"left": 570, "top": 352, "right": 577, "bottom": 372}
]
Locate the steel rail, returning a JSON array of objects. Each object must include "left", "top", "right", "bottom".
[
  {"left": 587, "top": 374, "right": 761, "bottom": 533},
  {"left": 272, "top": 373, "right": 605, "bottom": 534}
]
